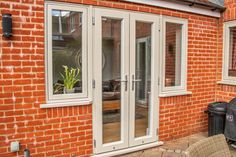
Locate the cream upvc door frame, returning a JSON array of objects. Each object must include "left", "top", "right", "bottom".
[
  {"left": 129, "top": 13, "right": 159, "bottom": 147},
  {"left": 93, "top": 8, "right": 130, "bottom": 154},
  {"left": 93, "top": 7, "right": 160, "bottom": 154}
]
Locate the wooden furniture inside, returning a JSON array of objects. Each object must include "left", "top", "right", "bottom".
[
  {"left": 102, "top": 105, "right": 148, "bottom": 143},
  {"left": 103, "top": 100, "right": 120, "bottom": 111}
]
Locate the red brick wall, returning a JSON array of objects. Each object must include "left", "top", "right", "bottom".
[
  {"left": 216, "top": 0, "right": 236, "bottom": 102},
  {"left": 0, "top": 0, "right": 222, "bottom": 156},
  {"left": 0, "top": 1, "right": 93, "bottom": 157}
]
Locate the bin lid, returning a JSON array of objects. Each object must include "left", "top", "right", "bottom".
[{"left": 208, "top": 102, "right": 228, "bottom": 112}]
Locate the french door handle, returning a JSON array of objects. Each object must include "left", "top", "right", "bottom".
[{"left": 132, "top": 75, "right": 142, "bottom": 91}]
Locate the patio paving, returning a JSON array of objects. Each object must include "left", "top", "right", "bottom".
[{"left": 119, "top": 132, "right": 236, "bottom": 157}]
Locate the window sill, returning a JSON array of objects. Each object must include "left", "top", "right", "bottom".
[
  {"left": 217, "top": 80, "right": 236, "bottom": 86},
  {"left": 40, "top": 99, "right": 92, "bottom": 108},
  {"left": 159, "top": 91, "right": 192, "bottom": 97}
]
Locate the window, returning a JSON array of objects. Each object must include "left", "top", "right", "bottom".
[
  {"left": 222, "top": 21, "right": 236, "bottom": 84},
  {"left": 160, "top": 16, "right": 188, "bottom": 96},
  {"left": 45, "top": 3, "right": 92, "bottom": 105}
]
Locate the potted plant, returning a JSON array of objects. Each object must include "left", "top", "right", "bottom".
[{"left": 60, "top": 65, "right": 80, "bottom": 94}]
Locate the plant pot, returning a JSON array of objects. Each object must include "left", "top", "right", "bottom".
[{"left": 64, "top": 88, "right": 75, "bottom": 94}]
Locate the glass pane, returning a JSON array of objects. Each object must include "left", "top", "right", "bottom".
[
  {"left": 228, "top": 27, "right": 236, "bottom": 77},
  {"left": 102, "top": 18, "right": 122, "bottom": 144},
  {"left": 52, "top": 10, "right": 83, "bottom": 95},
  {"left": 165, "top": 22, "right": 182, "bottom": 87},
  {"left": 135, "top": 21, "right": 152, "bottom": 138}
]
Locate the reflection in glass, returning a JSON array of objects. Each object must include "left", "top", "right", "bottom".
[
  {"left": 229, "top": 27, "right": 236, "bottom": 77},
  {"left": 165, "top": 22, "right": 182, "bottom": 87},
  {"left": 102, "top": 18, "right": 122, "bottom": 144},
  {"left": 135, "top": 21, "right": 152, "bottom": 138},
  {"left": 52, "top": 10, "right": 83, "bottom": 95}
]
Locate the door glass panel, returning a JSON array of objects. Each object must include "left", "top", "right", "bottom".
[
  {"left": 135, "top": 22, "right": 152, "bottom": 138},
  {"left": 102, "top": 18, "right": 122, "bottom": 144}
]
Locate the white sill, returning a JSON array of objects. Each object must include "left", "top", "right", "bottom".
[
  {"left": 40, "top": 99, "right": 92, "bottom": 108},
  {"left": 93, "top": 141, "right": 163, "bottom": 157},
  {"left": 159, "top": 91, "right": 192, "bottom": 97},
  {"left": 217, "top": 80, "right": 236, "bottom": 86}
]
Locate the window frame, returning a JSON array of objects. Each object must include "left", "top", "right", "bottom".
[
  {"left": 221, "top": 21, "right": 236, "bottom": 84},
  {"left": 160, "top": 16, "right": 188, "bottom": 96},
  {"left": 44, "top": 2, "right": 92, "bottom": 105}
]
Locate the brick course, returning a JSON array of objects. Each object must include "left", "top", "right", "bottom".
[
  {"left": 0, "top": 0, "right": 227, "bottom": 156},
  {"left": 216, "top": 0, "right": 236, "bottom": 102}
]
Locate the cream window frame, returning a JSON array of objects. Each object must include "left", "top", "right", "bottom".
[
  {"left": 219, "top": 21, "right": 236, "bottom": 85},
  {"left": 43, "top": 2, "right": 92, "bottom": 107},
  {"left": 160, "top": 16, "right": 189, "bottom": 97}
]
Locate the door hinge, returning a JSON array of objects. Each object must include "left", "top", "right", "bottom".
[
  {"left": 156, "top": 128, "right": 159, "bottom": 135},
  {"left": 94, "top": 139, "right": 96, "bottom": 148},
  {"left": 92, "top": 17, "right": 95, "bottom": 25},
  {"left": 93, "top": 79, "right": 95, "bottom": 88},
  {"left": 158, "top": 77, "right": 160, "bottom": 85}
]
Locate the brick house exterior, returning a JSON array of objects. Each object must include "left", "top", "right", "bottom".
[
  {"left": 216, "top": 0, "right": 236, "bottom": 101},
  {"left": 0, "top": 0, "right": 235, "bottom": 156}
]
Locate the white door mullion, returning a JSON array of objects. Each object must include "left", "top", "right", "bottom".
[{"left": 129, "top": 14, "right": 136, "bottom": 146}]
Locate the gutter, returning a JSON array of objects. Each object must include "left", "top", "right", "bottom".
[
  {"left": 121, "top": 0, "right": 223, "bottom": 18},
  {"left": 173, "top": 0, "right": 226, "bottom": 12}
]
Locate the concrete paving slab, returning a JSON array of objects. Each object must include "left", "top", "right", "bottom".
[{"left": 119, "top": 132, "right": 236, "bottom": 157}]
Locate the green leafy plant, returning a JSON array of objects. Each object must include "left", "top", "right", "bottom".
[{"left": 60, "top": 65, "right": 80, "bottom": 90}]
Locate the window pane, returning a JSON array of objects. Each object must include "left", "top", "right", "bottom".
[
  {"left": 228, "top": 27, "right": 236, "bottom": 77},
  {"left": 102, "top": 18, "right": 122, "bottom": 144},
  {"left": 52, "top": 10, "right": 83, "bottom": 95},
  {"left": 135, "top": 21, "right": 152, "bottom": 138},
  {"left": 165, "top": 22, "right": 182, "bottom": 87}
]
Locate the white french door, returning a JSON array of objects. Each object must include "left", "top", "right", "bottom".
[
  {"left": 129, "top": 13, "right": 159, "bottom": 147},
  {"left": 93, "top": 8, "right": 130, "bottom": 153},
  {"left": 93, "top": 8, "right": 159, "bottom": 154}
]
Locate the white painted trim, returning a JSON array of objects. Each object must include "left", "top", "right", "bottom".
[
  {"left": 159, "top": 91, "right": 192, "bottom": 97},
  {"left": 93, "top": 7, "right": 160, "bottom": 154},
  {"left": 129, "top": 12, "right": 159, "bottom": 147},
  {"left": 44, "top": 2, "right": 92, "bottom": 104},
  {"left": 222, "top": 21, "right": 236, "bottom": 83},
  {"left": 93, "top": 8, "right": 130, "bottom": 154},
  {"left": 87, "top": 5, "right": 93, "bottom": 104},
  {"left": 217, "top": 80, "right": 236, "bottom": 86},
  {"left": 93, "top": 141, "right": 163, "bottom": 157},
  {"left": 160, "top": 16, "right": 188, "bottom": 95},
  {"left": 122, "top": 0, "right": 221, "bottom": 18},
  {"left": 40, "top": 99, "right": 92, "bottom": 108}
]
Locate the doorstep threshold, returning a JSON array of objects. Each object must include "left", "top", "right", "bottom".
[{"left": 93, "top": 141, "right": 164, "bottom": 157}]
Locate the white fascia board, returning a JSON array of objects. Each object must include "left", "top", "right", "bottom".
[{"left": 122, "top": 0, "right": 221, "bottom": 18}]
